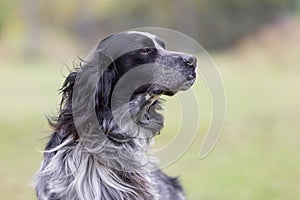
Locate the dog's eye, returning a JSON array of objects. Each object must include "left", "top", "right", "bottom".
[{"left": 140, "top": 48, "right": 152, "bottom": 54}]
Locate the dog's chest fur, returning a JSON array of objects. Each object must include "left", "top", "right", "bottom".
[{"left": 35, "top": 134, "right": 185, "bottom": 200}]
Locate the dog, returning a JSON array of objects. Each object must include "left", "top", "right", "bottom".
[{"left": 34, "top": 31, "right": 197, "bottom": 200}]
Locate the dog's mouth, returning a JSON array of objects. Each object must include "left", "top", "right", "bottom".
[
  {"left": 133, "top": 70, "right": 196, "bottom": 99},
  {"left": 150, "top": 72, "right": 196, "bottom": 96}
]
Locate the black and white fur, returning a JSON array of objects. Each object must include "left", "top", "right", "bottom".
[{"left": 34, "top": 31, "right": 197, "bottom": 200}]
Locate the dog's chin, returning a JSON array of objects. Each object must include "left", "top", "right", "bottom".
[{"left": 151, "top": 79, "right": 196, "bottom": 97}]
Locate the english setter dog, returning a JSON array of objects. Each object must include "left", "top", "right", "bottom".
[{"left": 35, "top": 31, "right": 197, "bottom": 200}]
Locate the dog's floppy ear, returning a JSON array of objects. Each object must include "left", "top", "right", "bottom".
[
  {"left": 95, "top": 56, "right": 117, "bottom": 110},
  {"left": 90, "top": 52, "right": 117, "bottom": 114}
]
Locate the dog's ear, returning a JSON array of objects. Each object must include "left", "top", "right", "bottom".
[{"left": 94, "top": 54, "right": 117, "bottom": 111}]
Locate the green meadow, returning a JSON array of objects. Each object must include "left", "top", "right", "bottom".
[{"left": 0, "top": 41, "right": 299, "bottom": 200}]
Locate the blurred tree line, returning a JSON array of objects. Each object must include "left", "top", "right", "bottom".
[{"left": 0, "top": 0, "right": 296, "bottom": 54}]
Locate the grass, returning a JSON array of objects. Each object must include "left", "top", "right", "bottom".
[{"left": 0, "top": 44, "right": 299, "bottom": 199}]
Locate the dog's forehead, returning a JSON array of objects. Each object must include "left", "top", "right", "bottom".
[
  {"left": 93, "top": 31, "right": 166, "bottom": 59},
  {"left": 124, "top": 31, "right": 164, "bottom": 48},
  {"left": 127, "top": 31, "right": 156, "bottom": 40}
]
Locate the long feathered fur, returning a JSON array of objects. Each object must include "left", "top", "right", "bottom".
[{"left": 34, "top": 31, "right": 188, "bottom": 200}]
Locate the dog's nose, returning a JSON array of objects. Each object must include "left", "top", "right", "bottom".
[{"left": 182, "top": 55, "right": 197, "bottom": 68}]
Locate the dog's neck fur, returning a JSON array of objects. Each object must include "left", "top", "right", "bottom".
[
  {"left": 35, "top": 95, "right": 164, "bottom": 200},
  {"left": 37, "top": 137, "right": 159, "bottom": 199}
]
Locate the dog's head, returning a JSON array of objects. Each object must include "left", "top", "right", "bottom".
[
  {"left": 98, "top": 31, "right": 197, "bottom": 96},
  {"left": 59, "top": 31, "right": 197, "bottom": 143}
]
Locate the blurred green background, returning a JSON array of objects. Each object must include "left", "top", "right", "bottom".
[{"left": 0, "top": 0, "right": 300, "bottom": 199}]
